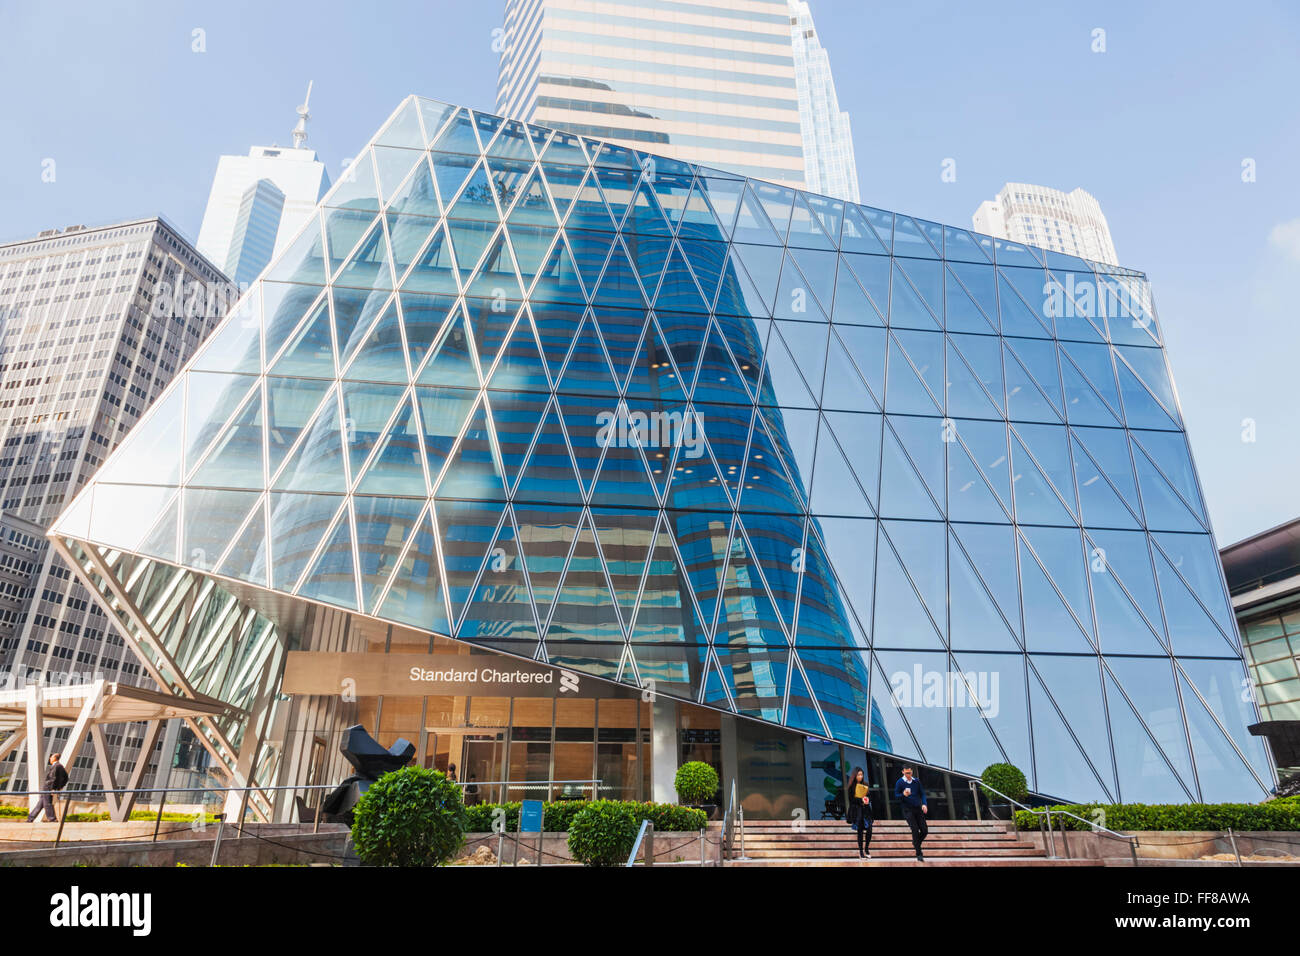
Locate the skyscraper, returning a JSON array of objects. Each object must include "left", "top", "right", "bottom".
[
  {"left": 48, "top": 96, "right": 1273, "bottom": 815},
  {"left": 196, "top": 85, "right": 333, "bottom": 286},
  {"left": 0, "top": 217, "right": 230, "bottom": 792},
  {"left": 788, "top": 0, "right": 860, "bottom": 203},
  {"left": 973, "top": 182, "right": 1119, "bottom": 266},
  {"left": 496, "top": 0, "right": 808, "bottom": 187}
]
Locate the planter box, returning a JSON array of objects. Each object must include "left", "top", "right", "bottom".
[{"left": 456, "top": 824, "right": 724, "bottom": 865}]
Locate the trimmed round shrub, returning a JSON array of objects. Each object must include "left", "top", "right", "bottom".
[
  {"left": 351, "top": 766, "right": 467, "bottom": 867},
  {"left": 674, "top": 761, "right": 720, "bottom": 805},
  {"left": 980, "top": 762, "right": 1028, "bottom": 803},
  {"left": 567, "top": 800, "right": 640, "bottom": 866}
]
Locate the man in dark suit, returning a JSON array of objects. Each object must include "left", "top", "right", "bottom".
[
  {"left": 894, "top": 766, "right": 928, "bottom": 861},
  {"left": 27, "top": 752, "right": 69, "bottom": 823}
]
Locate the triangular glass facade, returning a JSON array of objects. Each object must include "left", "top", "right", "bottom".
[{"left": 50, "top": 96, "right": 1272, "bottom": 804}]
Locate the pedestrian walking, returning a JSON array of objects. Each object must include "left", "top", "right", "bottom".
[
  {"left": 27, "top": 752, "right": 69, "bottom": 823},
  {"left": 846, "top": 766, "right": 873, "bottom": 858},
  {"left": 894, "top": 765, "right": 928, "bottom": 861}
]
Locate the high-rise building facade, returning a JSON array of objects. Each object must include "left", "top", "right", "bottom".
[
  {"left": 1221, "top": 519, "right": 1300, "bottom": 779},
  {"left": 49, "top": 97, "right": 1273, "bottom": 821},
  {"left": 196, "top": 92, "right": 332, "bottom": 287},
  {"left": 973, "top": 183, "right": 1119, "bottom": 267},
  {"left": 0, "top": 218, "right": 230, "bottom": 792},
  {"left": 496, "top": 0, "right": 807, "bottom": 187},
  {"left": 788, "top": 0, "right": 859, "bottom": 203}
]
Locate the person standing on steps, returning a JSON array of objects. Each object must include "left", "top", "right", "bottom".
[
  {"left": 846, "top": 766, "right": 873, "bottom": 858},
  {"left": 894, "top": 766, "right": 928, "bottom": 861}
]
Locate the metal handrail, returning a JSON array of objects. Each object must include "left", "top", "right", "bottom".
[
  {"left": 722, "top": 778, "right": 742, "bottom": 862},
  {"left": 4, "top": 784, "right": 335, "bottom": 797},
  {"left": 721, "top": 778, "right": 734, "bottom": 855},
  {"left": 625, "top": 819, "right": 653, "bottom": 866},
  {"left": 975, "top": 779, "right": 1141, "bottom": 864}
]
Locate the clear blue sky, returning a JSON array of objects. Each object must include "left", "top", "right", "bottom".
[{"left": 2, "top": 0, "right": 1296, "bottom": 546}]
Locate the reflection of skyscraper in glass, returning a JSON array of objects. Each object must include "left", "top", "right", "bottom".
[
  {"left": 788, "top": 0, "right": 860, "bottom": 203},
  {"left": 52, "top": 96, "right": 1273, "bottom": 813},
  {"left": 496, "top": 0, "right": 807, "bottom": 187},
  {"left": 973, "top": 182, "right": 1118, "bottom": 266},
  {"left": 196, "top": 86, "right": 332, "bottom": 285}
]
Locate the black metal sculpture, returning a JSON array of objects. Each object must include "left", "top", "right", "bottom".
[{"left": 320, "top": 724, "right": 416, "bottom": 824}]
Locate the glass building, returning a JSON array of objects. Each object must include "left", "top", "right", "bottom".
[
  {"left": 49, "top": 97, "right": 1273, "bottom": 821},
  {"left": 1221, "top": 518, "right": 1300, "bottom": 779}
]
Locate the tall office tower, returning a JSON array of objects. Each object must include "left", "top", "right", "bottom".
[
  {"left": 48, "top": 96, "right": 1274, "bottom": 819},
  {"left": 788, "top": 0, "right": 859, "bottom": 203},
  {"left": 196, "top": 85, "right": 333, "bottom": 286},
  {"left": 973, "top": 182, "right": 1119, "bottom": 266},
  {"left": 496, "top": 0, "right": 807, "bottom": 186},
  {"left": 0, "top": 218, "right": 230, "bottom": 792}
]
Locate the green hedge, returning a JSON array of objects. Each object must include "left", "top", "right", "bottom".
[
  {"left": 1013, "top": 801, "right": 1300, "bottom": 832},
  {"left": 464, "top": 799, "right": 707, "bottom": 833}
]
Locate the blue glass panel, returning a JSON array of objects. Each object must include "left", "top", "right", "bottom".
[
  {"left": 874, "top": 649, "right": 948, "bottom": 765},
  {"left": 715, "top": 645, "right": 788, "bottom": 723},
  {"left": 1029, "top": 655, "right": 1115, "bottom": 801},
  {"left": 459, "top": 512, "right": 536, "bottom": 644},
  {"left": 1151, "top": 532, "right": 1237, "bottom": 644},
  {"left": 546, "top": 514, "right": 623, "bottom": 642},
  {"left": 799, "top": 648, "right": 869, "bottom": 746},
  {"left": 506, "top": 400, "right": 579, "bottom": 504},
  {"left": 352, "top": 495, "right": 428, "bottom": 612},
  {"left": 263, "top": 492, "right": 346, "bottom": 593},
  {"left": 356, "top": 393, "right": 427, "bottom": 497},
  {"left": 948, "top": 529, "right": 1018, "bottom": 651},
  {"left": 1104, "top": 660, "right": 1196, "bottom": 803},
  {"left": 952, "top": 651, "right": 1031, "bottom": 773}
]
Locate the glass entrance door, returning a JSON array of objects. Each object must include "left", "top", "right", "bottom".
[
  {"left": 804, "top": 739, "right": 845, "bottom": 820},
  {"left": 462, "top": 733, "right": 505, "bottom": 805}
]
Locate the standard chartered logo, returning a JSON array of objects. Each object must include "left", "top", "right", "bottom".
[{"left": 559, "top": 669, "right": 580, "bottom": 694}]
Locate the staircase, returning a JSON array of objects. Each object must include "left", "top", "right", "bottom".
[{"left": 728, "top": 818, "right": 1091, "bottom": 866}]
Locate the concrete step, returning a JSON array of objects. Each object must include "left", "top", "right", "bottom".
[
  {"left": 741, "top": 842, "right": 1040, "bottom": 853},
  {"left": 727, "top": 857, "right": 1095, "bottom": 868},
  {"left": 743, "top": 821, "right": 1012, "bottom": 828},
  {"left": 731, "top": 818, "right": 1046, "bottom": 864},
  {"left": 739, "top": 831, "right": 1022, "bottom": 842},
  {"left": 743, "top": 848, "right": 1046, "bottom": 859},
  {"left": 743, "top": 825, "right": 1013, "bottom": 835}
]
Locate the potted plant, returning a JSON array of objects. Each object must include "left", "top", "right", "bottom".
[
  {"left": 674, "top": 761, "right": 720, "bottom": 817},
  {"left": 979, "top": 762, "right": 1028, "bottom": 820}
]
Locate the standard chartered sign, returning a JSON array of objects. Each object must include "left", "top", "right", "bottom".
[
  {"left": 281, "top": 652, "right": 610, "bottom": 698},
  {"left": 408, "top": 665, "right": 581, "bottom": 694}
]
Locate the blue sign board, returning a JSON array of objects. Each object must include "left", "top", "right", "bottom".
[{"left": 519, "top": 799, "right": 544, "bottom": 833}]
